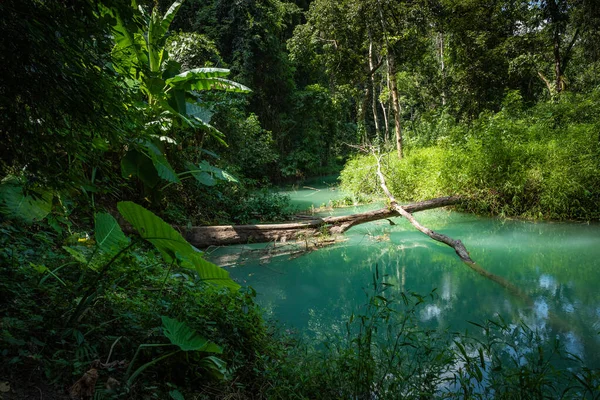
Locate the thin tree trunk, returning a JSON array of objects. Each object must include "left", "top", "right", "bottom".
[
  {"left": 358, "top": 84, "right": 370, "bottom": 144},
  {"left": 438, "top": 32, "right": 446, "bottom": 106},
  {"left": 553, "top": 24, "right": 563, "bottom": 92},
  {"left": 388, "top": 53, "right": 403, "bottom": 159},
  {"left": 369, "top": 39, "right": 381, "bottom": 140},
  {"left": 380, "top": 97, "right": 389, "bottom": 144}
]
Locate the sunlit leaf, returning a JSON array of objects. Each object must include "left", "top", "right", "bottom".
[
  {"left": 161, "top": 316, "right": 223, "bottom": 353},
  {"left": 117, "top": 202, "right": 239, "bottom": 289},
  {"left": 95, "top": 212, "right": 129, "bottom": 254}
]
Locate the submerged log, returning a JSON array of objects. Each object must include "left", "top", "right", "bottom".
[{"left": 181, "top": 196, "right": 462, "bottom": 248}]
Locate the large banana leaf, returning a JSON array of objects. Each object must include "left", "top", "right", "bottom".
[
  {"left": 95, "top": 212, "right": 130, "bottom": 255},
  {"left": 148, "top": 1, "right": 184, "bottom": 72},
  {"left": 190, "top": 78, "right": 252, "bottom": 93},
  {"left": 102, "top": 4, "right": 149, "bottom": 77},
  {"left": 165, "top": 68, "right": 251, "bottom": 93},
  {"left": 185, "top": 102, "right": 213, "bottom": 125},
  {"left": 166, "top": 68, "right": 232, "bottom": 82},
  {"left": 117, "top": 201, "right": 239, "bottom": 289},
  {"left": 161, "top": 316, "right": 223, "bottom": 353},
  {"left": 185, "top": 161, "right": 239, "bottom": 187}
]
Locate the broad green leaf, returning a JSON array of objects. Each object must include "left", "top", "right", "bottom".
[
  {"left": 186, "top": 102, "right": 213, "bottom": 124},
  {"left": 189, "top": 77, "right": 251, "bottom": 93},
  {"left": 193, "top": 172, "right": 216, "bottom": 186},
  {"left": 199, "top": 161, "right": 239, "bottom": 183},
  {"left": 0, "top": 181, "right": 52, "bottom": 223},
  {"left": 160, "top": 1, "right": 184, "bottom": 36},
  {"left": 143, "top": 142, "right": 180, "bottom": 184},
  {"left": 104, "top": 5, "right": 149, "bottom": 77},
  {"left": 148, "top": 1, "right": 184, "bottom": 72},
  {"left": 117, "top": 202, "right": 239, "bottom": 289},
  {"left": 148, "top": 8, "right": 164, "bottom": 72},
  {"left": 62, "top": 246, "right": 88, "bottom": 264},
  {"left": 161, "top": 316, "right": 223, "bottom": 353},
  {"left": 169, "top": 390, "right": 185, "bottom": 400},
  {"left": 198, "top": 356, "right": 227, "bottom": 380},
  {"left": 121, "top": 149, "right": 160, "bottom": 188},
  {"left": 165, "top": 68, "right": 232, "bottom": 85},
  {"left": 95, "top": 212, "right": 129, "bottom": 254},
  {"left": 197, "top": 120, "right": 228, "bottom": 146},
  {"left": 185, "top": 161, "right": 238, "bottom": 187}
]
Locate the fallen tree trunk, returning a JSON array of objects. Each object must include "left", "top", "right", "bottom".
[
  {"left": 181, "top": 196, "right": 462, "bottom": 248},
  {"left": 374, "top": 156, "right": 473, "bottom": 263}
]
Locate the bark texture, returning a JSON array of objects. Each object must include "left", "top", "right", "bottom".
[{"left": 181, "top": 196, "right": 462, "bottom": 248}]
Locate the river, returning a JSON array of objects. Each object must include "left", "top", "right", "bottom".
[{"left": 207, "top": 181, "right": 600, "bottom": 368}]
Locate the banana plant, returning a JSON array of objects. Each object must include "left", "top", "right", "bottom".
[{"left": 101, "top": 0, "right": 250, "bottom": 188}]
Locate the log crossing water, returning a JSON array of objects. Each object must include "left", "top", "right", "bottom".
[{"left": 208, "top": 182, "right": 600, "bottom": 368}]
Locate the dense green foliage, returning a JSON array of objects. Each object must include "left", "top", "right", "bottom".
[
  {"left": 0, "top": 218, "right": 281, "bottom": 398},
  {"left": 1, "top": 0, "right": 600, "bottom": 397},
  {"left": 341, "top": 91, "right": 600, "bottom": 220}
]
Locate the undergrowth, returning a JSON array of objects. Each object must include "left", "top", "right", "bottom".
[{"left": 2, "top": 216, "right": 599, "bottom": 399}]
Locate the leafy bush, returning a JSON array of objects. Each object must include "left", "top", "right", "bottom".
[{"left": 340, "top": 91, "right": 600, "bottom": 221}]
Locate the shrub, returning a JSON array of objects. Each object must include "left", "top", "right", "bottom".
[{"left": 340, "top": 91, "right": 600, "bottom": 221}]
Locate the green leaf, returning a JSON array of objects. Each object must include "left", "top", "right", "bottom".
[
  {"left": 193, "top": 171, "right": 216, "bottom": 186},
  {"left": 186, "top": 102, "right": 213, "bottom": 124},
  {"left": 104, "top": 5, "right": 149, "bottom": 77},
  {"left": 121, "top": 149, "right": 160, "bottom": 188},
  {"left": 185, "top": 162, "right": 229, "bottom": 187},
  {"left": 169, "top": 390, "right": 185, "bottom": 400},
  {"left": 198, "top": 356, "right": 228, "bottom": 380},
  {"left": 161, "top": 316, "right": 223, "bottom": 353},
  {"left": 117, "top": 202, "right": 239, "bottom": 289},
  {"left": 165, "top": 68, "right": 251, "bottom": 93},
  {"left": 192, "top": 161, "right": 239, "bottom": 184},
  {"left": 189, "top": 77, "right": 252, "bottom": 93},
  {"left": 95, "top": 212, "right": 129, "bottom": 254},
  {"left": 62, "top": 246, "right": 88, "bottom": 264},
  {"left": 148, "top": 0, "right": 184, "bottom": 72},
  {"left": 165, "top": 68, "right": 232, "bottom": 84},
  {"left": 0, "top": 180, "right": 52, "bottom": 223},
  {"left": 160, "top": 1, "right": 184, "bottom": 37},
  {"left": 143, "top": 142, "right": 180, "bottom": 184}
]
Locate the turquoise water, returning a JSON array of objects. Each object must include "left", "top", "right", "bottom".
[
  {"left": 278, "top": 175, "right": 350, "bottom": 211},
  {"left": 208, "top": 184, "right": 600, "bottom": 368}
]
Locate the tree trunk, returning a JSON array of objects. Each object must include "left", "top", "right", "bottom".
[
  {"left": 553, "top": 24, "right": 564, "bottom": 92},
  {"left": 438, "top": 32, "right": 447, "bottom": 106},
  {"left": 369, "top": 39, "right": 381, "bottom": 140},
  {"left": 358, "top": 84, "right": 370, "bottom": 144},
  {"left": 180, "top": 196, "right": 462, "bottom": 247},
  {"left": 388, "top": 53, "right": 403, "bottom": 159},
  {"left": 380, "top": 97, "right": 389, "bottom": 144}
]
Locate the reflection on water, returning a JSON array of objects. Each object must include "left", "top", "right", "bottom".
[{"left": 209, "top": 204, "right": 600, "bottom": 368}]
